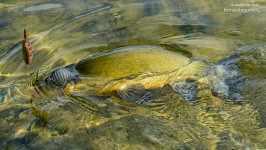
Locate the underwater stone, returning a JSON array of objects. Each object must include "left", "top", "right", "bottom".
[
  {"left": 0, "top": 94, "right": 3, "bottom": 103},
  {"left": 0, "top": 89, "right": 7, "bottom": 103},
  {"left": 0, "top": 19, "right": 8, "bottom": 28}
]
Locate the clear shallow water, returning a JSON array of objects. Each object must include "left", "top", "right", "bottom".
[{"left": 0, "top": 0, "right": 265, "bottom": 149}]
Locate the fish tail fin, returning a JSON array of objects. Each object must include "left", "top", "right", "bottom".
[{"left": 212, "top": 55, "right": 245, "bottom": 101}]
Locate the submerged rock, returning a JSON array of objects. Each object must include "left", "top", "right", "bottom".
[{"left": 0, "top": 19, "right": 8, "bottom": 28}]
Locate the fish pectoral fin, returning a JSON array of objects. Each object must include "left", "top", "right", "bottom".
[
  {"left": 171, "top": 79, "right": 198, "bottom": 103},
  {"left": 116, "top": 83, "right": 155, "bottom": 105}
]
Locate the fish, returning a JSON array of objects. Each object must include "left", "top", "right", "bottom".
[{"left": 36, "top": 45, "right": 245, "bottom": 105}]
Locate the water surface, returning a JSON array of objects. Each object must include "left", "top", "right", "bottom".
[{"left": 0, "top": 0, "right": 265, "bottom": 149}]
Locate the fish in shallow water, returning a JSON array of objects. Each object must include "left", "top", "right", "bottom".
[{"left": 35, "top": 45, "right": 245, "bottom": 105}]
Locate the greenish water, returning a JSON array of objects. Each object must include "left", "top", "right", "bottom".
[{"left": 0, "top": 0, "right": 265, "bottom": 149}]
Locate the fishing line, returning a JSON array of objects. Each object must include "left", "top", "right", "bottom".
[
  {"left": 25, "top": 0, "right": 29, "bottom": 75},
  {"left": 22, "top": 0, "right": 33, "bottom": 73},
  {"left": 22, "top": 0, "right": 35, "bottom": 98},
  {"left": 24, "top": 0, "right": 27, "bottom": 28}
]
